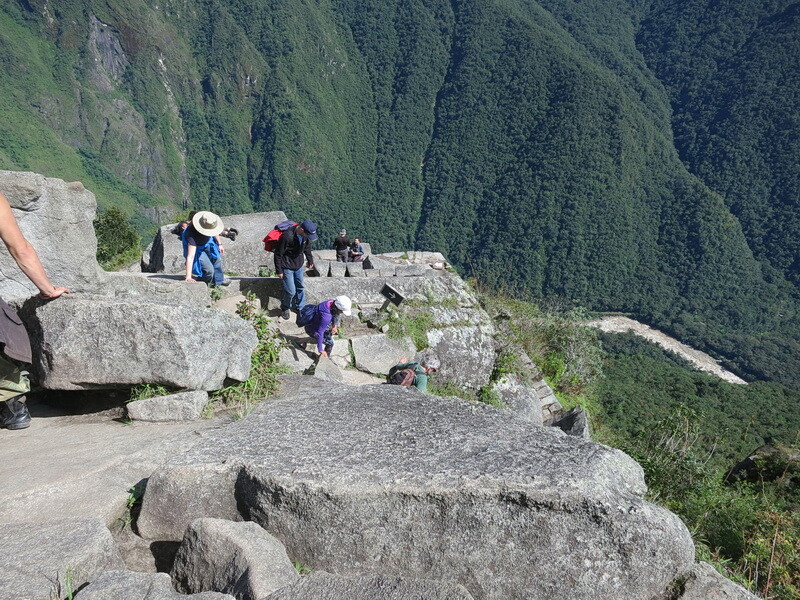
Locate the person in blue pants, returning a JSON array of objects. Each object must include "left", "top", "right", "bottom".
[
  {"left": 274, "top": 220, "right": 317, "bottom": 320},
  {"left": 182, "top": 211, "right": 230, "bottom": 287}
]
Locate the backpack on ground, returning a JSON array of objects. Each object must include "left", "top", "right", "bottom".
[
  {"left": 388, "top": 367, "right": 416, "bottom": 386},
  {"left": 263, "top": 220, "right": 297, "bottom": 252},
  {"left": 295, "top": 303, "right": 318, "bottom": 328}
]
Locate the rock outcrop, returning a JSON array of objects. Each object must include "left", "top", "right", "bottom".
[
  {"left": 21, "top": 295, "right": 257, "bottom": 391},
  {"left": 0, "top": 170, "right": 105, "bottom": 299},
  {"left": 137, "top": 377, "right": 695, "bottom": 600}
]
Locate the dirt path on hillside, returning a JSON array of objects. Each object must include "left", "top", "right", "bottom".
[{"left": 587, "top": 316, "right": 747, "bottom": 385}]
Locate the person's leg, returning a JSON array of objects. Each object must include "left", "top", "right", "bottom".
[
  {"left": 197, "top": 253, "right": 214, "bottom": 285},
  {"left": 211, "top": 255, "right": 225, "bottom": 286},
  {"left": 281, "top": 268, "right": 297, "bottom": 312},
  {"left": 0, "top": 355, "right": 31, "bottom": 430},
  {"left": 293, "top": 267, "right": 306, "bottom": 310}
]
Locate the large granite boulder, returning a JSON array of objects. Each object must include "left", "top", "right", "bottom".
[
  {"left": 171, "top": 518, "right": 298, "bottom": 599},
  {"left": 0, "top": 170, "right": 105, "bottom": 299},
  {"left": 426, "top": 325, "right": 496, "bottom": 389},
  {"left": 76, "top": 571, "right": 234, "bottom": 599},
  {"left": 21, "top": 295, "right": 258, "bottom": 390},
  {"left": 350, "top": 334, "right": 416, "bottom": 374},
  {"left": 137, "top": 377, "right": 695, "bottom": 600},
  {"left": 269, "top": 572, "right": 474, "bottom": 599},
  {"left": 142, "top": 211, "right": 287, "bottom": 277},
  {"left": 0, "top": 518, "right": 124, "bottom": 600}
]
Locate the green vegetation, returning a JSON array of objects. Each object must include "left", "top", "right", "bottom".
[
  {"left": 128, "top": 383, "right": 174, "bottom": 403},
  {"left": 595, "top": 331, "right": 800, "bottom": 598},
  {"left": 94, "top": 207, "right": 141, "bottom": 270},
  {"left": 210, "top": 293, "right": 289, "bottom": 418},
  {"left": 1, "top": 0, "right": 799, "bottom": 393}
]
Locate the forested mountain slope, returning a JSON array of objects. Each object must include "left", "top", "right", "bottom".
[{"left": 0, "top": 0, "right": 798, "bottom": 388}]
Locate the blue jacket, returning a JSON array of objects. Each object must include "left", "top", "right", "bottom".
[{"left": 182, "top": 227, "right": 220, "bottom": 279}]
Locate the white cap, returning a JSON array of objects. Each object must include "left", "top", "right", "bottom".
[{"left": 333, "top": 295, "right": 352, "bottom": 316}]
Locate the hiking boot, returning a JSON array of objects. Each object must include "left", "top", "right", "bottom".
[
  {"left": 219, "top": 278, "right": 232, "bottom": 286},
  {"left": 0, "top": 395, "right": 31, "bottom": 430},
  {"left": 281, "top": 310, "right": 291, "bottom": 320}
]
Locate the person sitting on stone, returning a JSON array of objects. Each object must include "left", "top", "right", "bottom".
[
  {"left": 182, "top": 211, "right": 230, "bottom": 287},
  {"left": 333, "top": 229, "right": 351, "bottom": 263},
  {"left": 388, "top": 354, "right": 440, "bottom": 392},
  {"left": 349, "top": 237, "right": 365, "bottom": 262},
  {"left": 0, "top": 191, "right": 70, "bottom": 430},
  {"left": 299, "top": 295, "right": 352, "bottom": 358}
]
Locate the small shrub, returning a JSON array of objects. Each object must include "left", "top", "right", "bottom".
[
  {"left": 128, "top": 383, "right": 174, "bottom": 403},
  {"left": 210, "top": 293, "right": 290, "bottom": 417},
  {"left": 94, "top": 207, "right": 141, "bottom": 271},
  {"left": 477, "top": 386, "right": 504, "bottom": 408}
]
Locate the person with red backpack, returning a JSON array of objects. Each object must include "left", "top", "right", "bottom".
[
  {"left": 388, "top": 354, "right": 440, "bottom": 391},
  {"left": 274, "top": 220, "right": 317, "bottom": 320}
]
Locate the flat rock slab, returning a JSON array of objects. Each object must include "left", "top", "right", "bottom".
[
  {"left": 302, "top": 274, "right": 478, "bottom": 308},
  {"left": 0, "top": 518, "right": 124, "bottom": 600},
  {"left": 488, "top": 374, "right": 543, "bottom": 425},
  {"left": 138, "top": 377, "right": 694, "bottom": 600},
  {"left": 127, "top": 391, "right": 210, "bottom": 422},
  {"left": 269, "top": 572, "right": 474, "bottom": 599},
  {"left": 77, "top": 571, "right": 234, "bottom": 599},
  {"left": 0, "top": 400, "right": 223, "bottom": 527},
  {"left": 21, "top": 295, "right": 258, "bottom": 391}
]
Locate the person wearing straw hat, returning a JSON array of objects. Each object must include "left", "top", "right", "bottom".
[{"left": 182, "top": 211, "right": 230, "bottom": 287}]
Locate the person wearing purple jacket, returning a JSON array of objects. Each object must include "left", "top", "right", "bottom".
[{"left": 302, "top": 295, "right": 352, "bottom": 358}]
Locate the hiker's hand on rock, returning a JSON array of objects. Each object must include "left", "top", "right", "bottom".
[
  {"left": 219, "top": 245, "right": 225, "bottom": 254},
  {"left": 184, "top": 277, "right": 196, "bottom": 282},
  {"left": 278, "top": 273, "right": 283, "bottom": 279},
  {"left": 38, "top": 286, "right": 70, "bottom": 300},
  {"left": 320, "top": 350, "right": 328, "bottom": 358},
  {"left": 331, "top": 325, "right": 339, "bottom": 335}
]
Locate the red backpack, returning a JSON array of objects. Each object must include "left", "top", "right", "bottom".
[{"left": 263, "top": 220, "right": 297, "bottom": 252}]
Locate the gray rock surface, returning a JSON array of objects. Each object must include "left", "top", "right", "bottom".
[
  {"left": 329, "top": 262, "right": 347, "bottom": 277},
  {"left": 0, "top": 170, "right": 104, "bottom": 299},
  {"left": 76, "top": 571, "right": 234, "bottom": 599},
  {"left": 142, "top": 211, "right": 286, "bottom": 277},
  {"left": 98, "top": 272, "right": 212, "bottom": 307},
  {"left": 21, "top": 295, "right": 257, "bottom": 390},
  {"left": 137, "top": 377, "right": 695, "bottom": 600},
  {"left": 313, "top": 356, "right": 345, "bottom": 383},
  {"left": 269, "top": 572, "right": 474, "bottom": 599},
  {"left": 395, "top": 264, "right": 429, "bottom": 277},
  {"left": 171, "top": 518, "right": 298, "bottom": 600},
  {"left": 346, "top": 262, "right": 365, "bottom": 277},
  {"left": 678, "top": 562, "right": 760, "bottom": 600},
  {"left": 488, "top": 374, "right": 543, "bottom": 425},
  {"left": 426, "top": 326, "right": 496, "bottom": 389},
  {"left": 0, "top": 518, "right": 124, "bottom": 600},
  {"left": 301, "top": 274, "right": 478, "bottom": 308},
  {"left": 552, "top": 407, "right": 591, "bottom": 439},
  {"left": 350, "top": 334, "right": 416, "bottom": 374},
  {"left": 127, "top": 391, "right": 210, "bottom": 422}
]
